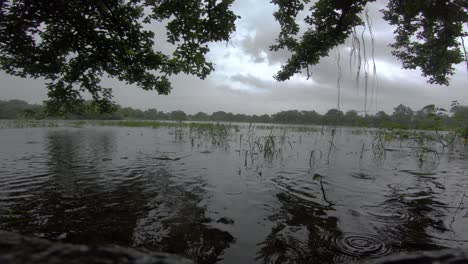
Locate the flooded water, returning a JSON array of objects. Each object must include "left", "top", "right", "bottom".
[{"left": 0, "top": 123, "right": 467, "bottom": 263}]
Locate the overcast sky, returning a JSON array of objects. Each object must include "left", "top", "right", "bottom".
[{"left": 1, "top": 0, "right": 467, "bottom": 115}]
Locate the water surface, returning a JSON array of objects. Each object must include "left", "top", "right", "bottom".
[{"left": 0, "top": 123, "right": 467, "bottom": 263}]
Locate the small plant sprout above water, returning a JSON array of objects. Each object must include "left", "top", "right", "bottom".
[
  {"left": 327, "top": 129, "right": 338, "bottom": 164},
  {"left": 313, "top": 174, "right": 335, "bottom": 206}
]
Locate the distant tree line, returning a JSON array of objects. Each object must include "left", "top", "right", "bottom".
[{"left": 1, "top": 99, "right": 467, "bottom": 130}]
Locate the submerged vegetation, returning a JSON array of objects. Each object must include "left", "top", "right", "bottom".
[
  {"left": 0, "top": 110, "right": 467, "bottom": 263},
  {"left": 3, "top": 97, "right": 468, "bottom": 264}
]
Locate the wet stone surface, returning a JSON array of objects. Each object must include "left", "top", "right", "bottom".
[{"left": 0, "top": 230, "right": 192, "bottom": 264}]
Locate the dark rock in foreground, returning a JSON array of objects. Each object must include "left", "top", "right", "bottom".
[
  {"left": 0, "top": 231, "right": 192, "bottom": 264},
  {"left": 1, "top": 230, "right": 468, "bottom": 264},
  {"left": 360, "top": 249, "right": 468, "bottom": 264}
]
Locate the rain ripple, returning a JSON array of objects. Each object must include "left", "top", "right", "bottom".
[{"left": 330, "top": 233, "right": 392, "bottom": 258}]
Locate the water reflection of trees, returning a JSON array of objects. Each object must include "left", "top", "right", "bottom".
[
  {"left": 256, "top": 192, "right": 340, "bottom": 263},
  {"left": 43, "top": 129, "right": 146, "bottom": 245},
  {"left": 1, "top": 129, "right": 234, "bottom": 264},
  {"left": 258, "top": 177, "right": 450, "bottom": 263},
  {"left": 378, "top": 182, "right": 448, "bottom": 252},
  {"left": 1, "top": 130, "right": 147, "bottom": 245},
  {"left": 133, "top": 167, "right": 235, "bottom": 264}
]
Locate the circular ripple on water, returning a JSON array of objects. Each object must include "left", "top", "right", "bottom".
[
  {"left": 331, "top": 233, "right": 391, "bottom": 258},
  {"left": 366, "top": 210, "right": 412, "bottom": 223},
  {"left": 350, "top": 172, "right": 374, "bottom": 180},
  {"left": 361, "top": 204, "right": 414, "bottom": 224}
]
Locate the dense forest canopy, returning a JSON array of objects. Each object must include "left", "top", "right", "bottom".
[
  {"left": 1, "top": 99, "right": 467, "bottom": 130},
  {"left": 0, "top": 0, "right": 467, "bottom": 113}
]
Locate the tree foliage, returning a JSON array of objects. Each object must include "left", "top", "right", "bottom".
[
  {"left": 272, "top": 0, "right": 467, "bottom": 85},
  {"left": 0, "top": 0, "right": 238, "bottom": 113},
  {"left": 382, "top": 1, "right": 467, "bottom": 85},
  {"left": 0, "top": 0, "right": 467, "bottom": 113},
  {"left": 271, "top": 0, "right": 372, "bottom": 80},
  {"left": 391, "top": 104, "right": 413, "bottom": 127}
]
